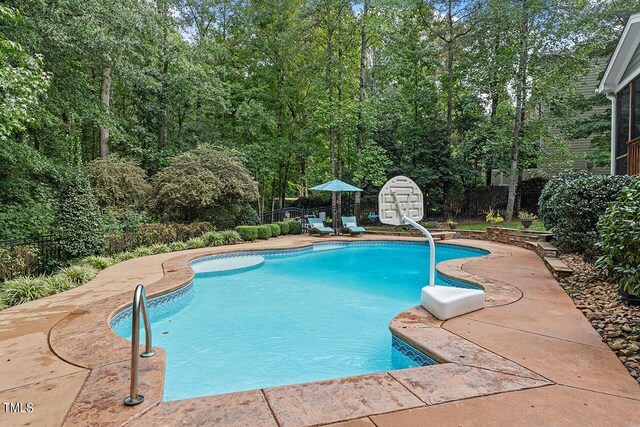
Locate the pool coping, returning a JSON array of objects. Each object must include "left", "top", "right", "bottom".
[{"left": 3, "top": 235, "right": 640, "bottom": 426}]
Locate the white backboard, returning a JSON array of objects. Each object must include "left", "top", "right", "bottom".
[{"left": 378, "top": 176, "right": 424, "bottom": 225}]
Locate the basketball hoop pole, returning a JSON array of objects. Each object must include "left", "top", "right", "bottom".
[{"left": 391, "top": 191, "right": 436, "bottom": 287}]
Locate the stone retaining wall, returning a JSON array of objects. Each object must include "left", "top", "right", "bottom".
[{"left": 456, "top": 227, "right": 552, "bottom": 250}]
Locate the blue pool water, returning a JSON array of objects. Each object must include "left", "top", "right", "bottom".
[{"left": 111, "top": 242, "right": 485, "bottom": 401}]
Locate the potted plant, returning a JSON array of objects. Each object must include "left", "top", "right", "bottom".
[
  {"left": 518, "top": 210, "right": 537, "bottom": 230},
  {"left": 445, "top": 217, "right": 458, "bottom": 230},
  {"left": 485, "top": 209, "right": 504, "bottom": 227}
]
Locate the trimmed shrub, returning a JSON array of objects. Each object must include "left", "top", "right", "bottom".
[
  {"left": 538, "top": 171, "right": 634, "bottom": 255},
  {"left": 58, "top": 265, "right": 98, "bottom": 284},
  {"left": 54, "top": 175, "right": 106, "bottom": 259},
  {"left": 151, "top": 145, "right": 258, "bottom": 221},
  {"left": 596, "top": 179, "right": 640, "bottom": 297},
  {"left": 267, "top": 223, "right": 280, "bottom": 237},
  {"left": 275, "top": 221, "right": 290, "bottom": 235},
  {"left": 77, "top": 256, "right": 114, "bottom": 270},
  {"left": 1, "top": 276, "right": 52, "bottom": 306},
  {"left": 46, "top": 274, "right": 75, "bottom": 292},
  {"left": 186, "top": 237, "right": 206, "bottom": 249},
  {"left": 219, "top": 230, "right": 241, "bottom": 245},
  {"left": 149, "top": 244, "right": 171, "bottom": 254},
  {"left": 257, "top": 225, "right": 272, "bottom": 240},
  {"left": 287, "top": 220, "right": 302, "bottom": 235},
  {"left": 84, "top": 156, "right": 151, "bottom": 210},
  {"left": 236, "top": 226, "right": 258, "bottom": 241},
  {"left": 234, "top": 204, "right": 260, "bottom": 226},
  {"left": 203, "top": 231, "right": 222, "bottom": 247}
]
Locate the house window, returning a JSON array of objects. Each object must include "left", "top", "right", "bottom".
[{"left": 616, "top": 85, "right": 630, "bottom": 175}]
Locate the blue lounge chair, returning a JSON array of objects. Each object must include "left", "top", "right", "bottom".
[
  {"left": 341, "top": 216, "right": 365, "bottom": 236},
  {"left": 307, "top": 218, "right": 334, "bottom": 236}
]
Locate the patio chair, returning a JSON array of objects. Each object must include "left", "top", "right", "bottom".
[
  {"left": 307, "top": 218, "right": 334, "bottom": 236},
  {"left": 341, "top": 216, "right": 366, "bottom": 236}
]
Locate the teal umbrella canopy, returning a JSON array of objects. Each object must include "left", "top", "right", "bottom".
[{"left": 309, "top": 179, "right": 363, "bottom": 192}]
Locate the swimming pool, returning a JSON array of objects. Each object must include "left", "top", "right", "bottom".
[{"left": 111, "top": 241, "right": 486, "bottom": 401}]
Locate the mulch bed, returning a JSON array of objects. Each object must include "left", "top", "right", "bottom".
[{"left": 559, "top": 254, "right": 640, "bottom": 384}]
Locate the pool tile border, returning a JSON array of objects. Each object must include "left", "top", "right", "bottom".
[{"left": 48, "top": 236, "right": 551, "bottom": 426}]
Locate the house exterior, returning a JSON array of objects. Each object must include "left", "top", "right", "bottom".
[
  {"left": 598, "top": 13, "right": 640, "bottom": 176},
  {"left": 489, "top": 60, "right": 609, "bottom": 186}
]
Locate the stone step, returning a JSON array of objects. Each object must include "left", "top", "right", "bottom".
[
  {"left": 544, "top": 256, "right": 573, "bottom": 278},
  {"left": 536, "top": 241, "right": 559, "bottom": 258},
  {"left": 430, "top": 232, "right": 456, "bottom": 240}
]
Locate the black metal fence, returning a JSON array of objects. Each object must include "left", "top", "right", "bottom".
[
  {"left": 0, "top": 234, "right": 64, "bottom": 281},
  {"left": 261, "top": 188, "right": 542, "bottom": 227}
]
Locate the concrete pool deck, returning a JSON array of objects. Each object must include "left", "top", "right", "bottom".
[{"left": 0, "top": 235, "right": 639, "bottom": 426}]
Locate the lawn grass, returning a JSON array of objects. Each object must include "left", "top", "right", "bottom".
[{"left": 456, "top": 220, "right": 547, "bottom": 232}]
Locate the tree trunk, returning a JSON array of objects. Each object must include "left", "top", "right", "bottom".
[
  {"left": 158, "top": 0, "right": 169, "bottom": 149},
  {"left": 506, "top": 0, "right": 529, "bottom": 221},
  {"left": 355, "top": 0, "right": 368, "bottom": 207},
  {"left": 99, "top": 62, "right": 111, "bottom": 157},
  {"left": 326, "top": 2, "right": 337, "bottom": 229},
  {"left": 446, "top": 0, "right": 453, "bottom": 141}
]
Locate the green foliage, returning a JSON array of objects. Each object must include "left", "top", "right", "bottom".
[
  {"left": 45, "top": 273, "right": 75, "bottom": 292},
  {"left": 185, "top": 237, "right": 206, "bottom": 249},
  {"left": 0, "top": 5, "right": 49, "bottom": 139},
  {"left": 539, "top": 171, "right": 634, "bottom": 255},
  {"left": 152, "top": 145, "right": 258, "bottom": 221},
  {"left": 113, "top": 251, "right": 135, "bottom": 262},
  {"left": 136, "top": 224, "right": 177, "bottom": 246},
  {"left": 57, "top": 264, "right": 97, "bottom": 284},
  {"left": 236, "top": 226, "right": 258, "bottom": 241},
  {"left": 275, "top": 221, "right": 290, "bottom": 235},
  {"left": 267, "top": 223, "right": 280, "bottom": 237},
  {"left": 133, "top": 246, "right": 154, "bottom": 257},
  {"left": 287, "top": 221, "right": 302, "bottom": 235},
  {"left": 84, "top": 156, "right": 151, "bottom": 210},
  {"left": 202, "top": 231, "right": 222, "bottom": 247},
  {"left": 352, "top": 142, "right": 392, "bottom": 188},
  {"left": 1, "top": 276, "right": 52, "bottom": 306},
  {"left": 77, "top": 256, "right": 113, "bottom": 270},
  {"left": 233, "top": 204, "right": 261, "bottom": 226},
  {"left": 168, "top": 241, "right": 188, "bottom": 252},
  {"left": 596, "top": 179, "right": 640, "bottom": 297},
  {"left": 218, "top": 230, "right": 242, "bottom": 245},
  {"left": 149, "top": 244, "right": 170, "bottom": 254},
  {"left": 256, "top": 225, "right": 272, "bottom": 240},
  {"left": 53, "top": 174, "right": 105, "bottom": 260},
  {"left": 0, "top": 245, "right": 39, "bottom": 281}
]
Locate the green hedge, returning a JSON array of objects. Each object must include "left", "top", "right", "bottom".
[
  {"left": 235, "top": 226, "right": 258, "bottom": 241},
  {"left": 538, "top": 171, "right": 634, "bottom": 255},
  {"left": 596, "top": 179, "right": 640, "bottom": 297},
  {"left": 257, "top": 225, "right": 272, "bottom": 239},
  {"left": 275, "top": 221, "right": 290, "bottom": 234},
  {"left": 268, "top": 223, "right": 281, "bottom": 237},
  {"left": 287, "top": 220, "right": 302, "bottom": 235}
]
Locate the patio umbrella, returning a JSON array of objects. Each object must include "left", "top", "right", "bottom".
[{"left": 309, "top": 179, "right": 363, "bottom": 230}]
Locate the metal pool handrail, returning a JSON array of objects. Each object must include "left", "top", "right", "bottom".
[{"left": 124, "top": 284, "right": 156, "bottom": 406}]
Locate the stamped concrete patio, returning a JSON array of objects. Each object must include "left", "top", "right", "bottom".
[{"left": 1, "top": 235, "right": 639, "bottom": 426}]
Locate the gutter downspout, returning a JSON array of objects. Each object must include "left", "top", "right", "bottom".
[{"left": 606, "top": 93, "right": 616, "bottom": 175}]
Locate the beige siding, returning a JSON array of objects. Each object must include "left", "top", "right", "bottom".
[{"left": 546, "top": 59, "right": 610, "bottom": 175}]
